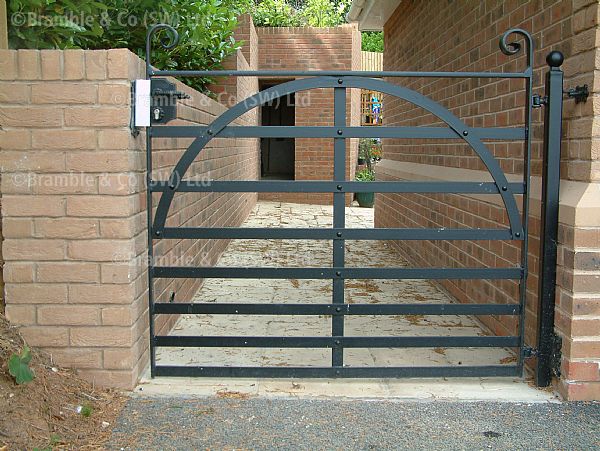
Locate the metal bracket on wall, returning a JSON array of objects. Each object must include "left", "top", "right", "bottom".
[
  {"left": 129, "top": 82, "right": 140, "bottom": 137},
  {"left": 564, "top": 84, "right": 589, "bottom": 104},
  {"left": 533, "top": 84, "right": 589, "bottom": 109}
]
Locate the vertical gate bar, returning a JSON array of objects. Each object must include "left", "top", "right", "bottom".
[
  {"left": 517, "top": 65, "right": 534, "bottom": 375},
  {"left": 536, "top": 52, "right": 564, "bottom": 387},
  {"left": 145, "top": 67, "right": 156, "bottom": 377},
  {"left": 332, "top": 85, "right": 347, "bottom": 369}
]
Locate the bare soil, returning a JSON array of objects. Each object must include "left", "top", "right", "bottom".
[{"left": 0, "top": 314, "right": 126, "bottom": 450}]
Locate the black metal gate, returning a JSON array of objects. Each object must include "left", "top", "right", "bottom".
[{"left": 142, "top": 26, "right": 566, "bottom": 385}]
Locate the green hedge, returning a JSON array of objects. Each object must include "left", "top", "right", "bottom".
[
  {"left": 8, "top": 0, "right": 251, "bottom": 91},
  {"left": 251, "top": 1, "right": 383, "bottom": 52}
]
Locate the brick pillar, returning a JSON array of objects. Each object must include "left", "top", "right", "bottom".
[{"left": 0, "top": 48, "right": 148, "bottom": 389}]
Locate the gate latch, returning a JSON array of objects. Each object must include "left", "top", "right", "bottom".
[
  {"left": 564, "top": 85, "right": 589, "bottom": 104},
  {"left": 151, "top": 78, "right": 190, "bottom": 124}
]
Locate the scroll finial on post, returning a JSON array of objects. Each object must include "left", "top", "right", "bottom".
[
  {"left": 499, "top": 28, "right": 534, "bottom": 71},
  {"left": 145, "top": 24, "right": 179, "bottom": 77}
]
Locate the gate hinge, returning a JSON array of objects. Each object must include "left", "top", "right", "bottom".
[
  {"left": 564, "top": 84, "right": 589, "bottom": 104},
  {"left": 532, "top": 94, "right": 548, "bottom": 108},
  {"left": 522, "top": 333, "right": 562, "bottom": 377}
]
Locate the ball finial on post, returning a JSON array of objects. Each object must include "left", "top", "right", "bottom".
[{"left": 546, "top": 51, "right": 564, "bottom": 68}]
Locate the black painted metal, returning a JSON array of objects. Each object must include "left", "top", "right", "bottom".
[
  {"left": 152, "top": 267, "right": 522, "bottom": 279},
  {"left": 144, "top": 26, "right": 562, "bottom": 381},
  {"left": 154, "top": 336, "right": 520, "bottom": 348},
  {"left": 150, "top": 180, "right": 526, "bottom": 194},
  {"left": 536, "top": 51, "right": 565, "bottom": 387},
  {"left": 150, "top": 75, "right": 524, "bottom": 236},
  {"left": 159, "top": 227, "right": 518, "bottom": 241},
  {"left": 150, "top": 125, "right": 526, "bottom": 139},
  {"left": 154, "top": 365, "right": 520, "bottom": 378},
  {"left": 152, "top": 303, "right": 520, "bottom": 316}
]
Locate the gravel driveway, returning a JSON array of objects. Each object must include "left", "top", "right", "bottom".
[{"left": 108, "top": 397, "right": 600, "bottom": 450}]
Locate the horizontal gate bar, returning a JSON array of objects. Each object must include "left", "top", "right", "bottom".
[
  {"left": 150, "top": 126, "right": 526, "bottom": 140},
  {"left": 150, "top": 69, "right": 529, "bottom": 79},
  {"left": 154, "top": 335, "right": 520, "bottom": 348},
  {"left": 150, "top": 181, "right": 526, "bottom": 194},
  {"left": 159, "top": 227, "right": 518, "bottom": 241},
  {"left": 152, "top": 303, "right": 520, "bottom": 316},
  {"left": 152, "top": 267, "right": 522, "bottom": 280},
  {"left": 153, "top": 365, "right": 521, "bottom": 378}
]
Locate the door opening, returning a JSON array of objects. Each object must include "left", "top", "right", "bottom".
[{"left": 260, "top": 83, "right": 295, "bottom": 180}]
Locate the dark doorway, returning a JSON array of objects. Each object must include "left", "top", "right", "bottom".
[{"left": 260, "top": 84, "right": 295, "bottom": 179}]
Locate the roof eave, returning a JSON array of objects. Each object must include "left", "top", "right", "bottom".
[{"left": 347, "top": 0, "right": 403, "bottom": 31}]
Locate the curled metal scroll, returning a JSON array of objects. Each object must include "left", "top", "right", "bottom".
[
  {"left": 499, "top": 28, "right": 533, "bottom": 71},
  {"left": 145, "top": 24, "right": 179, "bottom": 76}
]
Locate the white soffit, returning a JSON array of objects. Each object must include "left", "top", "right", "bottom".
[{"left": 347, "top": 0, "right": 403, "bottom": 31}]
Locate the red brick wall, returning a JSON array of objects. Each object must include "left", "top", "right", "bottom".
[
  {"left": 256, "top": 25, "right": 361, "bottom": 204},
  {"left": 378, "top": 0, "right": 600, "bottom": 399},
  {"left": 0, "top": 47, "right": 259, "bottom": 388}
]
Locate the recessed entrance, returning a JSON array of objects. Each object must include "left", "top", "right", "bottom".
[{"left": 260, "top": 83, "right": 295, "bottom": 180}]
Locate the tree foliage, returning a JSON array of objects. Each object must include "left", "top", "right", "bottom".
[
  {"left": 252, "top": 0, "right": 302, "bottom": 26},
  {"left": 362, "top": 31, "right": 383, "bottom": 52},
  {"left": 252, "top": 0, "right": 383, "bottom": 52},
  {"left": 8, "top": 0, "right": 251, "bottom": 91},
  {"left": 252, "top": 0, "right": 351, "bottom": 27}
]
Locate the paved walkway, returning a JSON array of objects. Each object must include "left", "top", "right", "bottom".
[
  {"left": 157, "top": 201, "right": 514, "bottom": 369},
  {"left": 108, "top": 397, "right": 600, "bottom": 450}
]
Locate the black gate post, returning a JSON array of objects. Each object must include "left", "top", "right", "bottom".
[{"left": 536, "top": 51, "right": 564, "bottom": 387}]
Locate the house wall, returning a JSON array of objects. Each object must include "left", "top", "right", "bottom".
[
  {"left": 378, "top": 0, "right": 600, "bottom": 400},
  {"left": 256, "top": 24, "right": 362, "bottom": 204},
  {"left": 0, "top": 48, "right": 259, "bottom": 389}
]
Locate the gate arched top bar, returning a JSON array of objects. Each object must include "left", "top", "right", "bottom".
[{"left": 151, "top": 76, "right": 524, "bottom": 236}]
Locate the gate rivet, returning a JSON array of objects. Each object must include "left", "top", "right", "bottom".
[
  {"left": 338, "top": 78, "right": 343, "bottom": 84},
  {"left": 462, "top": 130, "right": 469, "bottom": 136},
  {"left": 207, "top": 129, "right": 213, "bottom": 135},
  {"left": 337, "top": 129, "right": 343, "bottom": 135},
  {"left": 515, "top": 232, "right": 521, "bottom": 238},
  {"left": 336, "top": 307, "right": 342, "bottom": 312},
  {"left": 169, "top": 184, "right": 176, "bottom": 190},
  {"left": 335, "top": 370, "right": 341, "bottom": 375},
  {"left": 337, "top": 185, "right": 343, "bottom": 191},
  {"left": 155, "top": 230, "right": 162, "bottom": 237},
  {"left": 336, "top": 271, "right": 342, "bottom": 277},
  {"left": 502, "top": 186, "right": 508, "bottom": 191},
  {"left": 336, "top": 232, "right": 343, "bottom": 237},
  {"left": 334, "top": 340, "right": 341, "bottom": 345}
]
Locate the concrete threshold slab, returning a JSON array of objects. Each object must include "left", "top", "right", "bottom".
[{"left": 135, "top": 373, "right": 557, "bottom": 403}]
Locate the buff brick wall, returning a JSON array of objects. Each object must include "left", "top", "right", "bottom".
[
  {"left": 256, "top": 25, "right": 361, "bottom": 204},
  {"left": 377, "top": 0, "right": 600, "bottom": 400},
  {"left": 0, "top": 47, "right": 259, "bottom": 389}
]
